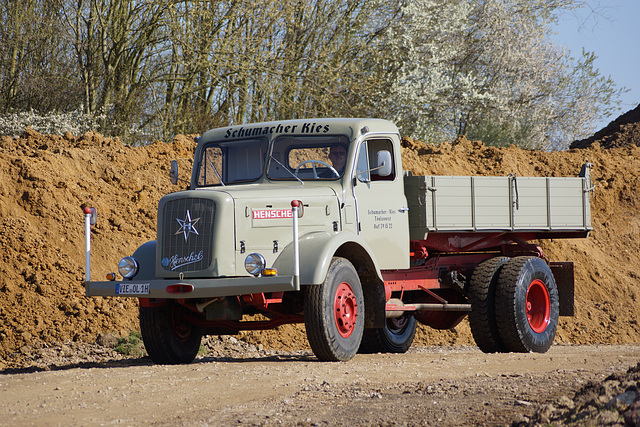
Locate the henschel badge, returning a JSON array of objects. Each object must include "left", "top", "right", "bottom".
[{"left": 175, "top": 210, "right": 200, "bottom": 242}]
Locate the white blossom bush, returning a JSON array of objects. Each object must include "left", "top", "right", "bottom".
[
  {"left": 0, "top": 107, "right": 108, "bottom": 138},
  {"left": 375, "top": 0, "right": 623, "bottom": 150}
]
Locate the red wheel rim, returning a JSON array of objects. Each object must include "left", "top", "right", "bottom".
[
  {"left": 334, "top": 282, "right": 358, "bottom": 338},
  {"left": 526, "top": 279, "right": 550, "bottom": 333}
]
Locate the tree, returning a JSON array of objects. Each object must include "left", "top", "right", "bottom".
[
  {"left": 0, "top": 0, "right": 624, "bottom": 148},
  {"left": 157, "top": 0, "right": 398, "bottom": 138},
  {"left": 63, "top": 0, "right": 168, "bottom": 139},
  {"left": 0, "top": 0, "right": 82, "bottom": 113},
  {"left": 373, "top": 0, "right": 624, "bottom": 149}
]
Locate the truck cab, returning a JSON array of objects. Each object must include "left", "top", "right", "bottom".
[{"left": 185, "top": 118, "right": 410, "bottom": 276}]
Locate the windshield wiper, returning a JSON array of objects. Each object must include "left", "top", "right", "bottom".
[{"left": 270, "top": 156, "right": 304, "bottom": 185}]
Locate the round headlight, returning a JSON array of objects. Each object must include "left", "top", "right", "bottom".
[
  {"left": 118, "top": 256, "right": 139, "bottom": 278},
  {"left": 244, "top": 253, "right": 266, "bottom": 276}
]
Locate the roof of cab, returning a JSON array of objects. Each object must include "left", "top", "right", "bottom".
[{"left": 198, "top": 118, "right": 399, "bottom": 145}]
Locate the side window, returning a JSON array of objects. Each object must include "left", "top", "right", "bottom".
[
  {"left": 356, "top": 139, "right": 395, "bottom": 182},
  {"left": 368, "top": 139, "right": 395, "bottom": 181}
]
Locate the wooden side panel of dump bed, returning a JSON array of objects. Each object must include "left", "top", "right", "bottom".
[{"left": 404, "top": 174, "right": 591, "bottom": 240}]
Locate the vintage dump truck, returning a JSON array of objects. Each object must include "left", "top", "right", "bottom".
[{"left": 84, "top": 118, "right": 592, "bottom": 363}]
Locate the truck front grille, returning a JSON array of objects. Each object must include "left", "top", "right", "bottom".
[{"left": 160, "top": 198, "right": 215, "bottom": 273}]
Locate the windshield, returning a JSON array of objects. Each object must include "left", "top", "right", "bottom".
[
  {"left": 196, "top": 137, "right": 268, "bottom": 187},
  {"left": 267, "top": 135, "right": 351, "bottom": 181}
]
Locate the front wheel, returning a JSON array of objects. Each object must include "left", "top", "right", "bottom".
[
  {"left": 359, "top": 314, "right": 417, "bottom": 354},
  {"left": 304, "top": 257, "right": 364, "bottom": 361},
  {"left": 495, "top": 257, "right": 559, "bottom": 353},
  {"left": 140, "top": 301, "right": 203, "bottom": 364}
]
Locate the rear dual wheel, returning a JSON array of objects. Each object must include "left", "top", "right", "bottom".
[
  {"left": 495, "top": 256, "right": 559, "bottom": 353},
  {"left": 469, "top": 256, "right": 559, "bottom": 353},
  {"left": 468, "top": 257, "right": 510, "bottom": 353}
]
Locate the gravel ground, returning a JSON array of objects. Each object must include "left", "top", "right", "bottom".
[{"left": 1, "top": 340, "right": 639, "bottom": 426}]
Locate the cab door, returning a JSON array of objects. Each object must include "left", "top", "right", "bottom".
[{"left": 352, "top": 137, "right": 410, "bottom": 269}]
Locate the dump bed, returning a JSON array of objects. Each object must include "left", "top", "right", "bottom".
[{"left": 404, "top": 174, "right": 592, "bottom": 240}]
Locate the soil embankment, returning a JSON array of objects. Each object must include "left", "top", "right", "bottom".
[{"left": 1, "top": 108, "right": 639, "bottom": 368}]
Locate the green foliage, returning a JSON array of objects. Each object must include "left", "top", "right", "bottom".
[
  {"left": 114, "top": 331, "right": 146, "bottom": 357},
  {"left": 465, "top": 120, "right": 538, "bottom": 149},
  {"left": 0, "top": 0, "right": 625, "bottom": 148},
  {"left": 198, "top": 344, "right": 207, "bottom": 356}
]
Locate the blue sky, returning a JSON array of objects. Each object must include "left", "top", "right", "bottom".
[{"left": 551, "top": 0, "right": 640, "bottom": 130}]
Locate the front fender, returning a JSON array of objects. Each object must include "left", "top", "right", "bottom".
[
  {"left": 131, "top": 240, "right": 156, "bottom": 280},
  {"left": 272, "top": 231, "right": 382, "bottom": 285}
]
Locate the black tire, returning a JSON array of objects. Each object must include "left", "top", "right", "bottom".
[
  {"left": 140, "top": 302, "right": 203, "bottom": 364},
  {"left": 359, "top": 314, "right": 417, "bottom": 354},
  {"left": 495, "top": 256, "right": 559, "bottom": 353},
  {"left": 304, "top": 257, "right": 364, "bottom": 361},
  {"left": 467, "top": 256, "right": 510, "bottom": 353}
]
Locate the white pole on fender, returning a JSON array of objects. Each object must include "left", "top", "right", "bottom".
[
  {"left": 83, "top": 206, "right": 92, "bottom": 282},
  {"left": 291, "top": 200, "right": 301, "bottom": 289}
]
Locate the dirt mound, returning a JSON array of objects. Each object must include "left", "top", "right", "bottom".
[
  {"left": 0, "top": 128, "right": 198, "bottom": 363},
  {"left": 1, "top": 120, "right": 639, "bottom": 366},
  {"left": 570, "top": 103, "right": 640, "bottom": 149},
  {"left": 400, "top": 135, "right": 640, "bottom": 348}
]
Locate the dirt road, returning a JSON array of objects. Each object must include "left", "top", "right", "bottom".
[{"left": 2, "top": 344, "right": 638, "bottom": 426}]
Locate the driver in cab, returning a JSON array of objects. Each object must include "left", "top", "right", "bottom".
[{"left": 320, "top": 144, "right": 347, "bottom": 178}]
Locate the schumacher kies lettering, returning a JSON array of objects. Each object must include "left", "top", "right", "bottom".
[{"left": 224, "top": 122, "right": 330, "bottom": 139}]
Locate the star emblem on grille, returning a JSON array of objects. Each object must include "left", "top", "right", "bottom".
[{"left": 175, "top": 210, "right": 200, "bottom": 242}]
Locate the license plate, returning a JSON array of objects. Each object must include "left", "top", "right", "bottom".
[{"left": 116, "top": 283, "right": 150, "bottom": 295}]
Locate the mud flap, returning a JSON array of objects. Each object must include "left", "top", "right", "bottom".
[{"left": 550, "top": 262, "right": 574, "bottom": 316}]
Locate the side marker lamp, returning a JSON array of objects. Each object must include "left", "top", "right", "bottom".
[{"left": 262, "top": 268, "right": 277, "bottom": 276}]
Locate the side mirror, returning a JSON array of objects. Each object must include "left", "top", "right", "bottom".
[
  {"left": 89, "top": 207, "right": 97, "bottom": 225},
  {"left": 170, "top": 160, "right": 179, "bottom": 185},
  {"left": 376, "top": 150, "right": 392, "bottom": 177}
]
